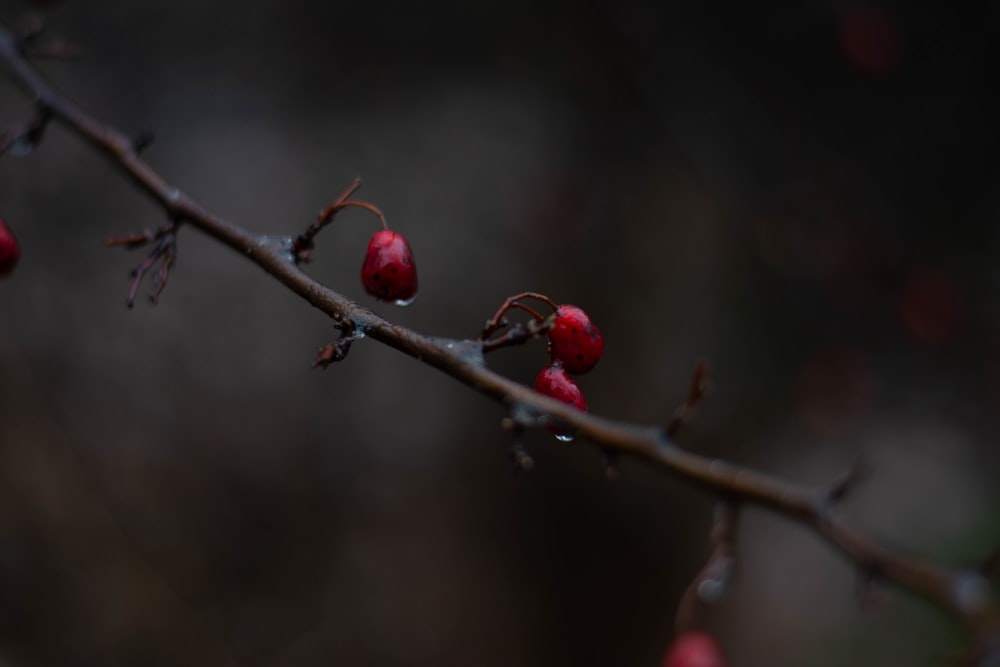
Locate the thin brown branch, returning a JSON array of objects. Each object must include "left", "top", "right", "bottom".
[{"left": 2, "top": 24, "right": 999, "bottom": 657}]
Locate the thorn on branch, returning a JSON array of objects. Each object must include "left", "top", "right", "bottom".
[
  {"left": 667, "top": 359, "right": 711, "bottom": 438},
  {"left": 827, "top": 455, "right": 865, "bottom": 504},
  {"left": 105, "top": 221, "right": 179, "bottom": 308},
  {"left": 815, "top": 456, "right": 866, "bottom": 519},
  {"left": 133, "top": 130, "right": 155, "bottom": 154}
]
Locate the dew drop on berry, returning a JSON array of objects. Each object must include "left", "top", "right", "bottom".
[
  {"left": 394, "top": 296, "right": 416, "bottom": 307},
  {"left": 554, "top": 433, "right": 574, "bottom": 443}
]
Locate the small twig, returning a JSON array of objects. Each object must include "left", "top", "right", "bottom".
[
  {"left": 666, "top": 360, "right": 710, "bottom": 438},
  {"left": 509, "top": 438, "right": 534, "bottom": 472},
  {"left": 481, "top": 317, "right": 552, "bottom": 354},
  {"left": 501, "top": 417, "right": 534, "bottom": 471},
  {"left": 827, "top": 455, "right": 865, "bottom": 505},
  {"left": 0, "top": 104, "right": 50, "bottom": 155},
  {"left": 313, "top": 322, "right": 362, "bottom": 369},
  {"left": 481, "top": 292, "right": 558, "bottom": 339},
  {"left": 133, "top": 130, "right": 155, "bottom": 154},
  {"left": 675, "top": 500, "right": 739, "bottom": 633},
  {"left": 292, "top": 178, "right": 388, "bottom": 264},
  {"left": 105, "top": 222, "right": 179, "bottom": 308}
]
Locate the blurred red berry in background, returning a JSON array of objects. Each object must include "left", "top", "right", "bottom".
[{"left": 838, "top": 5, "right": 904, "bottom": 77}]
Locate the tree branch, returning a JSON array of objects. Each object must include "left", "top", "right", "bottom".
[{"left": 2, "top": 23, "right": 998, "bottom": 659}]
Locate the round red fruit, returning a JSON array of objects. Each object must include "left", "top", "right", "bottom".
[
  {"left": 548, "top": 304, "right": 603, "bottom": 374},
  {"left": 662, "top": 631, "right": 727, "bottom": 667},
  {"left": 360, "top": 230, "right": 417, "bottom": 304},
  {"left": 535, "top": 364, "right": 587, "bottom": 412},
  {"left": 0, "top": 218, "right": 20, "bottom": 278}
]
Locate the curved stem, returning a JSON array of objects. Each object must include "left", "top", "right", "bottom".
[
  {"left": 338, "top": 200, "right": 388, "bottom": 230},
  {"left": 481, "top": 292, "right": 558, "bottom": 339},
  {"left": 2, "top": 24, "right": 998, "bottom": 656},
  {"left": 291, "top": 179, "right": 388, "bottom": 262}
]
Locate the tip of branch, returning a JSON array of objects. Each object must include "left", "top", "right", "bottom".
[
  {"left": 667, "top": 359, "right": 712, "bottom": 438},
  {"left": 313, "top": 337, "right": 355, "bottom": 368},
  {"left": 510, "top": 441, "right": 534, "bottom": 471}
]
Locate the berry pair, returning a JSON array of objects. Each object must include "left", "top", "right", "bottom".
[
  {"left": 533, "top": 303, "right": 604, "bottom": 414},
  {"left": 484, "top": 293, "right": 603, "bottom": 438},
  {"left": 534, "top": 305, "right": 602, "bottom": 438},
  {"left": 0, "top": 218, "right": 20, "bottom": 277}
]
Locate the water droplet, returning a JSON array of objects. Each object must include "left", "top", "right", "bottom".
[
  {"left": 697, "top": 578, "right": 727, "bottom": 602},
  {"left": 554, "top": 433, "right": 574, "bottom": 443},
  {"left": 167, "top": 188, "right": 181, "bottom": 202},
  {"left": 394, "top": 296, "right": 416, "bottom": 307}
]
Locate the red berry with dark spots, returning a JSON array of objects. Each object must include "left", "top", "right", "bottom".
[
  {"left": 361, "top": 229, "right": 418, "bottom": 305},
  {"left": 662, "top": 632, "right": 727, "bottom": 667},
  {"left": 535, "top": 364, "right": 587, "bottom": 439},
  {"left": 548, "top": 304, "right": 603, "bottom": 374},
  {"left": 0, "top": 218, "right": 20, "bottom": 278}
]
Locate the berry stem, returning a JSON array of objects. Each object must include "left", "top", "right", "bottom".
[
  {"left": 337, "top": 200, "right": 388, "bottom": 230},
  {"left": 481, "top": 292, "right": 558, "bottom": 339},
  {"left": 508, "top": 302, "right": 546, "bottom": 322},
  {"left": 292, "top": 178, "right": 389, "bottom": 263},
  {"left": 481, "top": 317, "right": 551, "bottom": 353}
]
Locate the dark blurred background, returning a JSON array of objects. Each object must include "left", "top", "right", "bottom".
[{"left": 2, "top": 1, "right": 1000, "bottom": 665}]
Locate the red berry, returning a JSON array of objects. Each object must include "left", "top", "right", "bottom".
[
  {"left": 548, "top": 304, "right": 604, "bottom": 374},
  {"left": 662, "top": 632, "right": 727, "bottom": 667},
  {"left": 535, "top": 364, "right": 587, "bottom": 439},
  {"left": 535, "top": 364, "right": 587, "bottom": 411},
  {"left": 360, "top": 229, "right": 417, "bottom": 305},
  {"left": 0, "top": 218, "right": 20, "bottom": 278}
]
